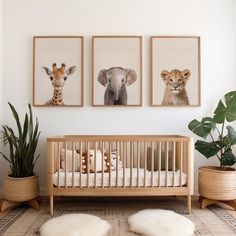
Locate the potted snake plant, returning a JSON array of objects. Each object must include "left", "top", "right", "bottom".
[
  {"left": 188, "top": 90, "right": 236, "bottom": 209},
  {"left": 0, "top": 103, "right": 40, "bottom": 212}
]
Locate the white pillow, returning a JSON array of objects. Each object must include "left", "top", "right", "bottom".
[
  {"left": 88, "top": 150, "right": 107, "bottom": 172},
  {"left": 110, "top": 150, "right": 122, "bottom": 171},
  {"left": 60, "top": 148, "right": 81, "bottom": 171}
]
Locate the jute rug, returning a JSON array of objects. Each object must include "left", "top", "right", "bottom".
[{"left": 1, "top": 197, "right": 236, "bottom": 236}]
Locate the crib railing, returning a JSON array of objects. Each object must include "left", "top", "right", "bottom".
[{"left": 47, "top": 135, "right": 194, "bottom": 214}]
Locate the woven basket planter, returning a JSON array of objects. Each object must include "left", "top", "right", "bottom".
[
  {"left": 199, "top": 166, "right": 236, "bottom": 201},
  {"left": 3, "top": 175, "right": 39, "bottom": 202}
]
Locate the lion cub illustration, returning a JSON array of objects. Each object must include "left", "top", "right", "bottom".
[{"left": 161, "top": 69, "right": 191, "bottom": 105}]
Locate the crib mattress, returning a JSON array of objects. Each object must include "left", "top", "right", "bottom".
[{"left": 53, "top": 168, "right": 187, "bottom": 187}]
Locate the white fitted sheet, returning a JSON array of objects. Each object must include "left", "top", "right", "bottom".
[{"left": 53, "top": 168, "right": 187, "bottom": 187}]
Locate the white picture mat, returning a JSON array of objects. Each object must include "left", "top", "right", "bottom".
[
  {"left": 93, "top": 37, "right": 142, "bottom": 105},
  {"left": 34, "top": 37, "right": 83, "bottom": 106},
  {"left": 152, "top": 37, "right": 200, "bottom": 106}
]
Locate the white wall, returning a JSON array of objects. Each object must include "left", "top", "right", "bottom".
[{"left": 1, "top": 0, "right": 236, "bottom": 194}]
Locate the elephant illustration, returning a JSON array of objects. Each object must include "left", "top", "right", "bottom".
[{"left": 97, "top": 67, "right": 137, "bottom": 105}]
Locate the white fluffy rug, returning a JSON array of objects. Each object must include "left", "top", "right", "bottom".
[
  {"left": 128, "top": 209, "right": 195, "bottom": 236},
  {"left": 40, "top": 213, "right": 111, "bottom": 236}
]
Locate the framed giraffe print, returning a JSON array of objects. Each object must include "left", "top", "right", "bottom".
[
  {"left": 33, "top": 36, "right": 84, "bottom": 107},
  {"left": 150, "top": 36, "right": 201, "bottom": 107},
  {"left": 92, "top": 36, "right": 143, "bottom": 106}
]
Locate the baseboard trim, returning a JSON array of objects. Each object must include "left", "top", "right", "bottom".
[{"left": 39, "top": 188, "right": 47, "bottom": 197}]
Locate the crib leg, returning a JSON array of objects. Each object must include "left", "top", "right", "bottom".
[
  {"left": 187, "top": 195, "right": 191, "bottom": 214},
  {"left": 50, "top": 195, "right": 54, "bottom": 216}
]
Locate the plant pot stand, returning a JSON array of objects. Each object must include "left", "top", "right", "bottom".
[
  {"left": 199, "top": 196, "right": 236, "bottom": 210},
  {"left": 198, "top": 166, "right": 236, "bottom": 210},
  {"left": 1, "top": 175, "right": 40, "bottom": 212},
  {"left": 0, "top": 197, "right": 40, "bottom": 212}
]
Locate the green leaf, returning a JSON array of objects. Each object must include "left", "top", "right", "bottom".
[
  {"left": 213, "top": 100, "right": 226, "bottom": 123},
  {"left": 222, "top": 135, "right": 231, "bottom": 147},
  {"left": 226, "top": 126, "right": 236, "bottom": 145},
  {"left": 225, "top": 91, "right": 236, "bottom": 108},
  {"left": 22, "top": 114, "right": 28, "bottom": 141},
  {"left": 0, "top": 103, "right": 40, "bottom": 177},
  {"left": 28, "top": 104, "right": 33, "bottom": 140},
  {"left": 195, "top": 140, "right": 221, "bottom": 158},
  {"left": 221, "top": 149, "right": 236, "bottom": 166},
  {"left": 188, "top": 117, "right": 215, "bottom": 138},
  {"left": 213, "top": 91, "right": 236, "bottom": 123},
  {"left": 8, "top": 102, "right": 23, "bottom": 140}
]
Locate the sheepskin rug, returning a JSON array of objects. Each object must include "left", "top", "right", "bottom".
[
  {"left": 128, "top": 209, "right": 195, "bottom": 236},
  {"left": 40, "top": 213, "right": 111, "bottom": 236}
]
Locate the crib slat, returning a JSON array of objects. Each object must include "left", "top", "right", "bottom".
[
  {"left": 180, "top": 142, "right": 183, "bottom": 187},
  {"left": 144, "top": 142, "right": 147, "bottom": 188},
  {"left": 120, "top": 142, "right": 122, "bottom": 168},
  {"left": 94, "top": 142, "right": 97, "bottom": 188},
  {"left": 80, "top": 141, "right": 82, "bottom": 188},
  {"left": 48, "top": 142, "right": 56, "bottom": 188},
  {"left": 71, "top": 142, "right": 75, "bottom": 188},
  {"left": 116, "top": 142, "right": 119, "bottom": 188},
  {"left": 151, "top": 142, "right": 154, "bottom": 188},
  {"left": 57, "top": 142, "right": 60, "bottom": 188},
  {"left": 109, "top": 142, "right": 111, "bottom": 188},
  {"left": 130, "top": 142, "right": 133, "bottom": 188},
  {"left": 165, "top": 142, "right": 169, "bottom": 187},
  {"left": 102, "top": 142, "right": 104, "bottom": 189},
  {"left": 137, "top": 142, "right": 140, "bottom": 188},
  {"left": 126, "top": 142, "right": 128, "bottom": 168},
  {"left": 87, "top": 142, "right": 90, "bottom": 188},
  {"left": 123, "top": 142, "right": 127, "bottom": 188},
  {"left": 158, "top": 142, "right": 161, "bottom": 187},
  {"left": 120, "top": 142, "right": 122, "bottom": 186},
  {"left": 172, "top": 141, "right": 176, "bottom": 187},
  {"left": 47, "top": 141, "right": 55, "bottom": 195},
  {"left": 64, "top": 142, "right": 67, "bottom": 188}
]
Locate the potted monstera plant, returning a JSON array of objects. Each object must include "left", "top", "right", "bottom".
[
  {"left": 188, "top": 91, "right": 236, "bottom": 209},
  {"left": 0, "top": 103, "right": 40, "bottom": 212}
]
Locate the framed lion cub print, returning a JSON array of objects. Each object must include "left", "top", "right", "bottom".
[{"left": 151, "top": 36, "right": 201, "bottom": 107}]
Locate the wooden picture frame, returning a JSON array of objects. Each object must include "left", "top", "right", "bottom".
[
  {"left": 33, "top": 36, "right": 84, "bottom": 107},
  {"left": 92, "top": 36, "right": 143, "bottom": 107},
  {"left": 151, "top": 36, "right": 201, "bottom": 107}
]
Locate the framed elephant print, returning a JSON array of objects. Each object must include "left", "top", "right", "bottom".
[
  {"left": 33, "top": 36, "right": 84, "bottom": 107},
  {"left": 151, "top": 36, "right": 201, "bottom": 107},
  {"left": 92, "top": 36, "right": 143, "bottom": 106}
]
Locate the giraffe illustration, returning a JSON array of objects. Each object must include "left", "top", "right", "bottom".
[{"left": 42, "top": 63, "right": 76, "bottom": 105}]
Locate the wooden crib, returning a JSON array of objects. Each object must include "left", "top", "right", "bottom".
[{"left": 47, "top": 135, "right": 194, "bottom": 215}]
